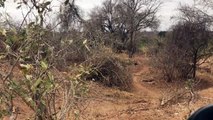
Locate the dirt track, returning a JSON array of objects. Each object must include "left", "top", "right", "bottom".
[
  {"left": 2, "top": 55, "right": 213, "bottom": 120},
  {"left": 77, "top": 55, "right": 213, "bottom": 120}
]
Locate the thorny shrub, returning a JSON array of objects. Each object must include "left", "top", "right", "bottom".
[{"left": 0, "top": 23, "right": 88, "bottom": 120}]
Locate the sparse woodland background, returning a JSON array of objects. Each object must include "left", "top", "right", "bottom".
[{"left": 0, "top": 0, "right": 212, "bottom": 119}]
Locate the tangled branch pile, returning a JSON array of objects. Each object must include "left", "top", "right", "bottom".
[{"left": 82, "top": 48, "right": 133, "bottom": 91}]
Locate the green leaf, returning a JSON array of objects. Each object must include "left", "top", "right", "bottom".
[
  {"left": 31, "top": 78, "right": 42, "bottom": 93},
  {"left": 19, "top": 63, "right": 33, "bottom": 70},
  {"left": 41, "top": 79, "right": 54, "bottom": 97},
  {"left": 25, "top": 75, "right": 33, "bottom": 80},
  {"left": 25, "top": 96, "right": 33, "bottom": 103},
  {"left": 0, "top": 55, "right": 6, "bottom": 60},
  {"left": 40, "top": 61, "right": 48, "bottom": 70},
  {"left": 19, "top": 64, "right": 33, "bottom": 74},
  {"left": 0, "top": 29, "right": 6, "bottom": 36},
  {"left": 47, "top": 72, "right": 54, "bottom": 81}
]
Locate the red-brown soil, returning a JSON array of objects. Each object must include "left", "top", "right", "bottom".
[
  {"left": 1, "top": 54, "right": 213, "bottom": 120},
  {"left": 76, "top": 54, "right": 213, "bottom": 120}
]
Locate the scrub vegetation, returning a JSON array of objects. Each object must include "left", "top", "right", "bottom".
[{"left": 0, "top": 0, "right": 212, "bottom": 119}]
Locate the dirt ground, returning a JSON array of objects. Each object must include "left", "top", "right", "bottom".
[
  {"left": 1, "top": 54, "right": 213, "bottom": 120},
  {"left": 76, "top": 54, "right": 213, "bottom": 120}
]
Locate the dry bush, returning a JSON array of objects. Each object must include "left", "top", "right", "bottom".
[
  {"left": 151, "top": 38, "right": 210, "bottom": 82},
  {"left": 81, "top": 47, "right": 133, "bottom": 91},
  {"left": 151, "top": 20, "right": 212, "bottom": 82},
  {"left": 0, "top": 41, "right": 6, "bottom": 53},
  {"left": 54, "top": 30, "right": 92, "bottom": 71},
  {"left": 150, "top": 36, "right": 192, "bottom": 82},
  {"left": 0, "top": 32, "right": 6, "bottom": 53}
]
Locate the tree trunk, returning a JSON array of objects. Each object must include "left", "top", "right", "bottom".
[
  {"left": 128, "top": 31, "right": 135, "bottom": 58},
  {"left": 192, "top": 51, "right": 197, "bottom": 78}
]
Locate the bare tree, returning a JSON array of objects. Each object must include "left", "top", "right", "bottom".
[
  {"left": 153, "top": 4, "right": 213, "bottom": 81},
  {"left": 119, "top": 0, "right": 161, "bottom": 57},
  {"left": 178, "top": 5, "right": 213, "bottom": 24},
  {"left": 88, "top": 0, "right": 161, "bottom": 57},
  {"left": 172, "top": 22, "right": 211, "bottom": 78},
  {"left": 0, "top": 0, "right": 6, "bottom": 7},
  {"left": 59, "top": 0, "right": 84, "bottom": 32},
  {"left": 85, "top": 0, "right": 125, "bottom": 47},
  {"left": 176, "top": 5, "right": 213, "bottom": 78}
]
